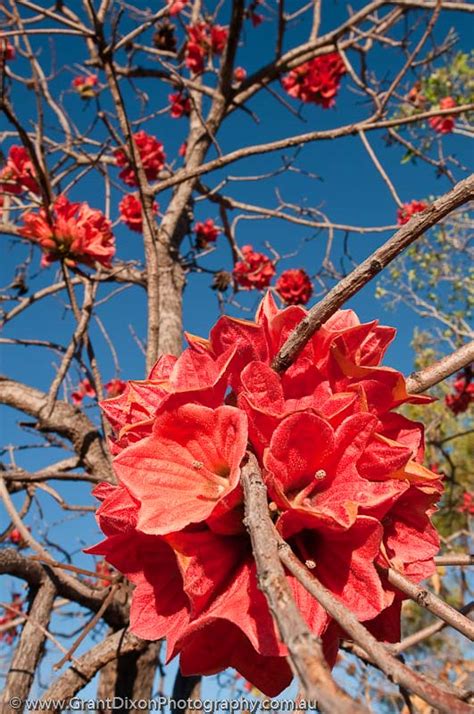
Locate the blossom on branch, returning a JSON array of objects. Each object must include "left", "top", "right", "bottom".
[
  {"left": 458, "top": 492, "right": 474, "bottom": 515},
  {"left": 233, "top": 245, "right": 275, "bottom": 290},
  {"left": 0, "top": 37, "right": 15, "bottom": 61},
  {"left": 20, "top": 196, "right": 115, "bottom": 269},
  {"left": 72, "top": 75, "right": 99, "bottom": 98},
  {"left": 89, "top": 295, "right": 442, "bottom": 697},
  {"left": 275, "top": 268, "right": 313, "bottom": 305},
  {"left": 397, "top": 199, "right": 428, "bottom": 225},
  {"left": 0, "top": 146, "right": 40, "bottom": 196},
  {"left": 114, "top": 131, "right": 166, "bottom": 186},
  {"left": 194, "top": 219, "right": 220, "bottom": 248},
  {"left": 71, "top": 378, "right": 96, "bottom": 405},
  {"left": 169, "top": 92, "right": 192, "bottom": 119},
  {"left": 445, "top": 369, "right": 474, "bottom": 415},
  {"left": 166, "top": 0, "right": 188, "bottom": 14},
  {"left": 282, "top": 53, "right": 346, "bottom": 108},
  {"left": 104, "top": 379, "right": 127, "bottom": 398},
  {"left": 185, "top": 23, "right": 228, "bottom": 75},
  {"left": 428, "top": 96, "right": 457, "bottom": 134},
  {"left": 119, "top": 194, "right": 159, "bottom": 233},
  {"left": 0, "top": 595, "right": 23, "bottom": 646}
]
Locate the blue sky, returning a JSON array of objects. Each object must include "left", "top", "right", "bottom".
[{"left": 1, "top": 0, "right": 473, "bottom": 702}]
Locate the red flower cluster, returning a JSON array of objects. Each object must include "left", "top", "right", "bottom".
[
  {"left": 458, "top": 492, "right": 474, "bottom": 516},
  {"left": 397, "top": 200, "right": 428, "bottom": 226},
  {"left": 20, "top": 196, "right": 115, "bottom": 269},
  {"left": 0, "top": 595, "right": 23, "bottom": 646},
  {"left": 275, "top": 268, "right": 313, "bottom": 306},
  {"left": 72, "top": 378, "right": 127, "bottom": 404},
  {"left": 428, "top": 96, "right": 457, "bottom": 134},
  {"left": 445, "top": 370, "right": 474, "bottom": 415},
  {"left": 185, "top": 23, "right": 228, "bottom": 75},
  {"left": 119, "top": 194, "right": 159, "bottom": 233},
  {"left": 0, "top": 37, "right": 15, "bottom": 61},
  {"left": 72, "top": 378, "right": 96, "bottom": 406},
  {"left": 104, "top": 379, "right": 127, "bottom": 398},
  {"left": 194, "top": 219, "right": 220, "bottom": 249},
  {"left": 233, "top": 245, "right": 275, "bottom": 290},
  {"left": 282, "top": 53, "right": 346, "bottom": 108},
  {"left": 0, "top": 146, "right": 39, "bottom": 196},
  {"left": 169, "top": 92, "right": 191, "bottom": 118},
  {"left": 72, "top": 75, "right": 99, "bottom": 98},
  {"left": 114, "top": 131, "right": 166, "bottom": 186},
  {"left": 89, "top": 295, "right": 442, "bottom": 696}
]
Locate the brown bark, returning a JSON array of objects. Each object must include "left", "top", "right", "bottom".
[{"left": 1, "top": 579, "right": 56, "bottom": 714}]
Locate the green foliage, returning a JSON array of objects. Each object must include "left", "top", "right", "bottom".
[
  {"left": 376, "top": 210, "right": 473, "bottom": 346},
  {"left": 421, "top": 51, "right": 474, "bottom": 105}
]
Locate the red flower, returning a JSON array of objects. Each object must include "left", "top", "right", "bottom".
[
  {"left": 185, "top": 23, "right": 228, "bottom": 75},
  {"left": 397, "top": 200, "right": 428, "bottom": 226},
  {"left": 119, "top": 194, "right": 159, "bottom": 233},
  {"left": 428, "top": 96, "right": 457, "bottom": 134},
  {"left": 458, "top": 492, "right": 474, "bottom": 515},
  {"left": 114, "top": 131, "right": 166, "bottom": 186},
  {"left": 445, "top": 369, "right": 474, "bottom": 415},
  {"left": 194, "top": 219, "right": 220, "bottom": 248},
  {"left": 282, "top": 53, "right": 346, "bottom": 108},
  {"left": 275, "top": 268, "right": 313, "bottom": 305},
  {"left": 167, "top": 0, "right": 188, "bottom": 14},
  {"left": 179, "top": 141, "right": 188, "bottom": 158},
  {"left": 169, "top": 92, "right": 192, "bottom": 119},
  {"left": 233, "top": 245, "right": 275, "bottom": 290},
  {"left": 0, "top": 37, "right": 15, "bottom": 61},
  {"left": 71, "top": 378, "right": 96, "bottom": 405},
  {"left": 8, "top": 528, "right": 30, "bottom": 548},
  {"left": 234, "top": 67, "right": 247, "bottom": 83},
  {"left": 89, "top": 295, "right": 441, "bottom": 696},
  {"left": 94, "top": 559, "right": 114, "bottom": 586},
  {"left": 20, "top": 196, "right": 115, "bottom": 269},
  {"left": 0, "top": 595, "right": 23, "bottom": 646},
  {"left": 72, "top": 75, "right": 99, "bottom": 98},
  {"left": 0, "top": 146, "right": 39, "bottom": 196},
  {"left": 104, "top": 379, "right": 127, "bottom": 398}
]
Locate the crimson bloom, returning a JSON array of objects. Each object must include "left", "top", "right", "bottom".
[
  {"left": 0, "top": 37, "right": 15, "bottom": 61},
  {"left": 89, "top": 294, "right": 442, "bottom": 696},
  {"left": 169, "top": 92, "right": 191, "bottom": 118},
  {"left": 397, "top": 199, "right": 428, "bottom": 226},
  {"left": 185, "top": 23, "right": 228, "bottom": 75},
  {"left": 71, "top": 378, "right": 96, "bottom": 405},
  {"left": 167, "top": 0, "right": 188, "bottom": 14},
  {"left": 234, "top": 67, "right": 247, "bottom": 83},
  {"left": 0, "top": 146, "right": 39, "bottom": 196},
  {"left": 194, "top": 219, "right": 220, "bottom": 248},
  {"left": 275, "top": 268, "right": 313, "bottom": 305},
  {"left": 0, "top": 595, "right": 23, "bottom": 646},
  {"left": 233, "top": 245, "right": 275, "bottom": 290},
  {"left": 445, "top": 369, "right": 474, "bottom": 415},
  {"left": 114, "top": 131, "right": 166, "bottom": 186},
  {"left": 428, "top": 96, "right": 457, "bottom": 134},
  {"left": 20, "top": 196, "right": 115, "bottom": 269},
  {"left": 282, "top": 53, "right": 346, "bottom": 108},
  {"left": 119, "top": 194, "right": 159, "bottom": 233},
  {"left": 458, "top": 492, "right": 474, "bottom": 516},
  {"left": 72, "top": 75, "right": 99, "bottom": 98},
  {"left": 104, "top": 379, "right": 127, "bottom": 398}
]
